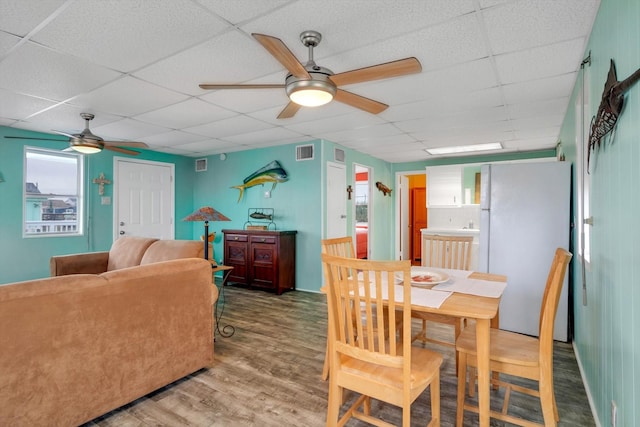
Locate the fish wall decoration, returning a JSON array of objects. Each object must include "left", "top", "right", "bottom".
[
  {"left": 588, "top": 59, "right": 640, "bottom": 170},
  {"left": 375, "top": 181, "right": 392, "bottom": 196},
  {"left": 232, "top": 160, "right": 289, "bottom": 202}
]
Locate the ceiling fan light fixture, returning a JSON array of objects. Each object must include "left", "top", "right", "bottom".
[
  {"left": 70, "top": 140, "right": 103, "bottom": 154},
  {"left": 286, "top": 70, "right": 336, "bottom": 107}
]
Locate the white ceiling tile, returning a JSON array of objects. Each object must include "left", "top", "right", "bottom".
[
  {"left": 514, "top": 126, "right": 561, "bottom": 140},
  {"left": 92, "top": 118, "right": 172, "bottom": 141},
  {"left": 287, "top": 111, "right": 384, "bottom": 135},
  {"left": 0, "top": 89, "right": 56, "bottom": 120},
  {"left": 20, "top": 105, "right": 122, "bottom": 135},
  {"left": 142, "top": 130, "right": 210, "bottom": 147},
  {"left": 349, "top": 133, "right": 416, "bottom": 148},
  {"left": 0, "top": 0, "right": 68, "bottom": 37},
  {"left": 502, "top": 73, "right": 577, "bottom": 104},
  {"left": 31, "top": 0, "right": 230, "bottom": 72},
  {"left": 183, "top": 115, "right": 271, "bottom": 138},
  {"left": 195, "top": 0, "right": 293, "bottom": 25},
  {"left": 221, "top": 126, "right": 305, "bottom": 144},
  {"left": 0, "top": 41, "right": 121, "bottom": 101},
  {"left": 134, "top": 30, "right": 283, "bottom": 96},
  {"left": 201, "top": 88, "right": 289, "bottom": 114},
  {"left": 320, "top": 123, "right": 405, "bottom": 143},
  {"left": 508, "top": 97, "right": 570, "bottom": 120},
  {"left": 483, "top": 0, "right": 600, "bottom": 54},
  {"left": 70, "top": 76, "right": 188, "bottom": 117},
  {"left": 0, "top": 31, "right": 20, "bottom": 56},
  {"left": 495, "top": 38, "right": 586, "bottom": 84},
  {"left": 0, "top": 117, "right": 17, "bottom": 126},
  {"left": 134, "top": 98, "right": 237, "bottom": 129}
]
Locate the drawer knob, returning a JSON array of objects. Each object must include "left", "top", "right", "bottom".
[
  {"left": 234, "top": 237, "right": 238, "bottom": 240},
  {"left": 261, "top": 238, "right": 266, "bottom": 242}
]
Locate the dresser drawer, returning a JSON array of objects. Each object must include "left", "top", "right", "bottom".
[
  {"left": 226, "top": 234, "right": 248, "bottom": 242},
  {"left": 250, "top": 235, "right": 276, "bottom": 245}
]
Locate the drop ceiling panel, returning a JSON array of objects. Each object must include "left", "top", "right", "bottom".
[
  {"left": 31, "top": 0, "right": 229, "bottom": 72},
  {"left": 134, "top": 98, "right": 237, "bottom": 129},
  {"left": 195, "top": 0, "right": 293, "bottom": 25},
  {"left": 494, "top": 38, "right": 586, "bottom": 84},
  {"left": 502, "top": 73, "right": 577, "bottom": 104},
  {"left": 133, "top": 30, "right": 279, "bottom": 96},
  {"left": 0, "top": 42, "right": 121, "bottom": 101},
  {"left": 0, "top": 89, "right": 56, "bottom": 121},
  {"left": 92, "top": 118, "right": 171, "bottom": 141},
  {"left": 221, "top": 126, "right": 305, "bottom": 144},
  {"left": 483, "top": 0, "right": 600, "bottom": 54},
  {"left": 69, "top": 76, "right": 189, "bottom": 117},
  {"left": 22, "top": 105, "right": 122, "bottom": 132},
  {"left": 508, "top": 97, "right": 570, "bottom": 120},
  {"left": 183, "top": 115, "right": 272, "bottom": 139},
  {"left": 142, "top": 130, "right": 211, "bottom": 147},
  {"left": 201, "top": 88, "right": 289, "bottom": 114},
  {"left": 0, "top": 31, "right": 20, "bottom": 56},
  {"left": 0, "top": 0, "right": 68, "bottom": 37}
]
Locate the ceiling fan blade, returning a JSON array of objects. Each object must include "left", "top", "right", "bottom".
[
  {"left": 252, "top": 33, "right": 310, "bottom": 80},
  {"left": 334, "top": 89, "right": 388, "bottom": 114},
  {"left": 4, "top": 135, "right": 67, "bottom": 142},
  {"left": 199, "top": 83, "right": 285, "bottom": 90},
  {"left": 277, "top": 102, "right": 302, "bottom": 119},
  {"left": 103, "top": 141, "right": 148, "bottom": 148},
  {"left": 104, "top": 145, "right": 141, "bottom": 156},
  {"left": 52, "top": 130, "right": 79, "bottom": 138},
  {"left": 330, "top": 57, "right": 422, "bottom": 87}
]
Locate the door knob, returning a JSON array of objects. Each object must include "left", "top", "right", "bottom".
[
  {"left": 340, "top": 215, "right": 346, "bottom": 219},
  {"left": 120, "top": 221, "right": 125, "bottom": 226},
  {"left": 119, "top": 230, "right": 125, "bottom": 235}
]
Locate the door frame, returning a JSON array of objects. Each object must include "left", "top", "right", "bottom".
[
  {"left": 325, "top": 161, "right": 347, "bottom": 239},
  {"left": 395, "top": 169, "right": 425, "bottom": 260},
  {"left": 113, "top": 157, "right": 175, "bottom": 242},
  {"left": 353, "top": 163, "right": 373, "bottom": 259}
]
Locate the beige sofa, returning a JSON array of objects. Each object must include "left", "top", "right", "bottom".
[{"left": 0, "top": 237, "right": 216, "bottom": 427}]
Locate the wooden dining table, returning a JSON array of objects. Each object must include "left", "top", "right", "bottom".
[{"left": 409, "top": 270, "right": 506, "bottom": 427}]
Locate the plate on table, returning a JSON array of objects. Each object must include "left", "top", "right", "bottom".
[{"left": 410, "top": 270, "right": 450, "bottom": 287}]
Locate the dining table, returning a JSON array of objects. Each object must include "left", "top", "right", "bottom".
[{"left": 408, "top": 266, "right": 507, "bottom": 427}]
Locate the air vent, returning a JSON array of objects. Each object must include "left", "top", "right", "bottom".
[
  {"left": 334, "top": 148, "right": 345, "bottom": 163},
  {"left": 296, "top": 144, "right": 314, "bottom": 161},
  {"left": 195, "top": 158, "right": 207, "bottom": 172}
]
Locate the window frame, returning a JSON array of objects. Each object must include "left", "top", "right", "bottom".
[{"left": 23, "top": 146, "right": 85, "bottom": 238}]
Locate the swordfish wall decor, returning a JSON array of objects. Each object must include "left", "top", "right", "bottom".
[
  {"left": 232, "top": 160, "right": 289, "bottom": 202},
  {"left": 588, "top": 59, "right": 640, "bottom": 170}
]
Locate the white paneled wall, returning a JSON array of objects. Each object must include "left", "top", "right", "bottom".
[{"left": 427, "top": 205, "right": 480, "bottom": 229}]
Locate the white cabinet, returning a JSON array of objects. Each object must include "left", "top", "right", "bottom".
[{"left": 426, "top": 165, "right": 461, "bottom": 206}]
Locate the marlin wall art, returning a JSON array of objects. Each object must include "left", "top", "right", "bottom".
[
  {"left": 232, "top": 160, "right": 289, "bottom": 202},
  {"left": 588, "top": 59, "right": 640, "bottom": 170}
]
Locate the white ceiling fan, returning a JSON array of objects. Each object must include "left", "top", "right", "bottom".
[
  {"left": 5, "top": 113, "right": 149, "bottom": 156},
  {"left": 199, "top": 30, "right": 422, "bottom": 119}
]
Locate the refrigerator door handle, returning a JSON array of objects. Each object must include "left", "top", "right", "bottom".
[{"left": 480, "top": 164, "right": 491, "bottom": 210}]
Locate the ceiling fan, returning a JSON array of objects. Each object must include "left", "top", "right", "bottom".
[
  {"left": 4, "top": 113, "right": 149, "bottom": 155},
  {"left": 199, "top": 30, "right": 422, "bottom": 119}
]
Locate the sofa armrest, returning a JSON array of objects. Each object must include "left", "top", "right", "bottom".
[{"left": 50, "top": 252, "right": 109, "bottom": 276}]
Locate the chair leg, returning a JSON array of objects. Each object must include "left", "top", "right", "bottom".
[
  {"left": 430, "top": 372, "right": 441, "bottom": 427},
  {"left": 456, "top": 352, "right": 467, "bottom": 427},
  {"left": 326, "top": 381, "right": 341, "bottom": 427},
  {"left": 539, "top": 372, "right": 558, "bottom": 426},
  {"left": 453, "top": 319, "right": 462, "bottom": 373},
  {"left": 322, "top": 339, "right": 329, "bottom": 381}
]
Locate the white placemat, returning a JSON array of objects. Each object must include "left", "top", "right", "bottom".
[
  {"left": 431, "top": 276, "right": 506, "bottom": 298},
  {"left": 358, "top": 283, "right": 452, "bottom": 308}
]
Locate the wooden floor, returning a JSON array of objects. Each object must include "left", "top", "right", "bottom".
[{"left": 83, "top": 285, "right": 595, "bottom": 427}]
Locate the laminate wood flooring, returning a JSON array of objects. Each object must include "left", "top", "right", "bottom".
[{"left": 83, "top": 286, "right": 595, "bottom": 427}]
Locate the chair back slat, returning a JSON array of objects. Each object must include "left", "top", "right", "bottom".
[{"left": 422, "top": 234, "right": 473, "bottom": 270}]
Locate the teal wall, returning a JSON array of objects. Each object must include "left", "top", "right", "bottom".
[
  {"left": 0, "top": 126, "right": 195, "bottom": 283},
  {"left": 559, "top": 0, "right": 640, "bottom": 425}
]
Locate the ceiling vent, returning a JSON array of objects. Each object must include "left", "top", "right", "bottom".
[
  {"left": 195, "top": 158, "right": 207, "bottom": 172},
  {"left": 334, "top": 148, "right": 345, "bottom": 163},
  {"left": 296, "top": 144, "right": 314, "bottom": 161}
]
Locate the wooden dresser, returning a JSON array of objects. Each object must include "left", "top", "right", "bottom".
[{"left": 222, "top": 229, "right": 297, "bottom": 295}]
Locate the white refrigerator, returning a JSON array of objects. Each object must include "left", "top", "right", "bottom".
[{"left": 478, "top": 161, "right": 571, "bottom": 341}]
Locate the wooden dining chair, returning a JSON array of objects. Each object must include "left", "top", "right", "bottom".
[
  {"left": 320, "top": 237, "right": 356, "bottom": 381},
  {"left": 455, "top": 248, "right": 572, "bottom": 427},
  {"left": 413, "top": 234, "right": 473, "bottom": 346},
  {"left": 322, "top": 253, "right": 443, "bottom": 427}
]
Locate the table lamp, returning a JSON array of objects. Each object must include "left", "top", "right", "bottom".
[{"left": 183, "top": 206, "right": 231, "bottom": 261}]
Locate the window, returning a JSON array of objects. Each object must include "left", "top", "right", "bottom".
[
  {"left": 23, "top": 147, "right": 84, "bottom": 237},
  {"left": 575, "top": 66, "right": 591, "bottom": 264}
]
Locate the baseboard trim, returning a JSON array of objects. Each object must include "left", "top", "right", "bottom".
[{"left": 572, "top": 341, "right": 601, "bottom": 427}]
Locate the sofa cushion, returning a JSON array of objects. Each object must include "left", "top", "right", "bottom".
[
  {"left": 140, "top": 239, "right": 204, "bottom": 265},
  {"left": 107, "top": 236, "right": 158, "bottom": 271}
]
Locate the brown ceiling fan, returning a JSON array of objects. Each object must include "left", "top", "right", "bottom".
[
  {"left": 4, "top": 113, "right": 149, "bottom": 155},
  {"left": 199, "top": 30, "right": 422, "bottom": 119}
]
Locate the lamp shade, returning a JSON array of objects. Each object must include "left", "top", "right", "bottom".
[
  {"left": 183, "top": 206, "right": 231, "bottom": 222},
  {"left": 183, "top": 206, "right": 231, "bottom": 261}
]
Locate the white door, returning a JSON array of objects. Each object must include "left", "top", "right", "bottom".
[
  {"left": 326, "top": 162, "right": 347, "bottom": 238},
  {"left": 114, "top": 158, "right": 174, "bottom": 241}
]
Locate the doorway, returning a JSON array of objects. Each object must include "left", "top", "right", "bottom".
[
  {"left": 354, "top": 164, "right": 372, "bottom": 259},
  {"left": 114, "top": 158, "right": 174, "bottom": 241},
  {"left": 395, "top": 170, "right": 426, "bottom": 263}
]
